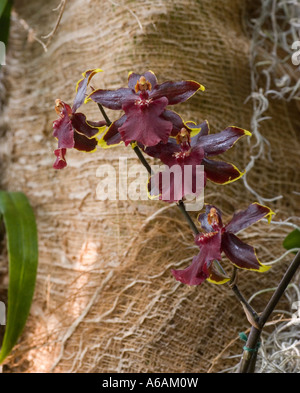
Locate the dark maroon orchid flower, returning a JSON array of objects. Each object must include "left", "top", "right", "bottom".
[
  {"left": 146, "top": 120, "right": 251, "bottom": 202},
  {"left": 86, "top": 71, "right": 204, "bottom": 147},
  {"left": 53, "top": 69, "right": 106, "bottom": 169},
  {"left": 172, "top": 203, "right": 274, "bottom": 286}
]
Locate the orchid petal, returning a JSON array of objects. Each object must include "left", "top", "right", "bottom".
[
  {"left": 197, "top": 126, "right": 251, "bottom": 156},
  {"left": 225, "top": 202, "right": 275, "bottom": 234},
  {"left": 172, "top": 232, "right": 222, "bottom": 285},
  {"left": 143, "top": 138, "right": 179, "bottom": 160},
  {"left": 52, "top": 104, "right": 74, "bottom": 149},
  {"left": 86, "top": 87, "right": 136, "bottom": 110},
  {"left": 145, "top": 141, "right": 204, "bottom": 168},
  {"left": 128, "top": 70, "right": 158, "bottom": 91},
  {"left": 202, "top": 157, "right": 244, "bottom": 184},
  {"left": 71, "top": 113, "right": 106, "bottom": 138},
  {"left": 72, "top": 68, "right": 103, "bottom": 112},
  {"left": 189, "top": 120, "right": 209, "bottom": 143},
  {"left": 221, "top": 232, "right": 270, "bottom": 272},
  {"left": 206, "top": 260, "right": 230, "bottom": 285},
  {"left": 73, "top": 131, "right": 98, "bottom": 153},
  {"left": 99, "top": 116, "right": 125, "bottom": 148},
  {"left": 53, "top": 148, "right": 67, "bottom": 169},
  {"left": 161, "top": 110, "right": 186, "bottom": 137},
  {"left": 150, "top": 80, "right": 205, "bottom": 105},
  {"left": 171, "top": 253, "right": 209, "bottom": 286}
]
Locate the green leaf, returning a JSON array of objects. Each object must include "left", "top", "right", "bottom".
[
  {"left": 0, "top": 0, "right": 8, "bottom": 17},
  {"left": 283, "top": 228, "right": 300, "bottom": 253},
  {"left": 0, "top": 0, "right": 12, "bottom": 47},
  {"left": 0, "top": 191, "right": 38, "bottom": 364}
]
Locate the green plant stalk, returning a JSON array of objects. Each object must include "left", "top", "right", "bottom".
[{"left": 0, "top": 0, "right": 8, "bottom": 17}]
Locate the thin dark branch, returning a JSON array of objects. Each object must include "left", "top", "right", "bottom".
[
  {"left": 229, "top": 268, "right": 260, "bottom": 328},
  {"left": 131, "top": 144, "right": 152, "bottom": 175},
  {"left": 97, "top": 103, "right": 112, "bottom": 126},
  {"left": 41, "top": 0, "right": 67, "bottom": 47},
  {"left": 238, "top": 250, "right": 300, "bottom": 373},
  {"left": 230, "top": 284, "right": 260, "bottom": 328},
  {"left": 259, "top": 250, "right": 300, "bottom": 327},
  {"left": 176, "top": 200, "right": 199, "bottom": 236}
]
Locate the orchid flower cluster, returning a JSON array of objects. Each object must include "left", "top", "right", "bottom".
[{"left": 52, "top": 69, "right": 274, "bottom": 286}]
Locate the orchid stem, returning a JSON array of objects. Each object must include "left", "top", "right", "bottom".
[
  {"left": 176, "top": 200, "right": 199, "bottom": 236},
  {"left": 131, "top": 143, "right": 153, "bottom": 175},
  {"left": 97, "top": 103, "right": 112, "bottom": 127},
  {"left": 229, "top": 269, "right": 260, "bottom": 329}
]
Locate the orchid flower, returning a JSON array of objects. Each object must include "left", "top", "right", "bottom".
[
  {"left": 145, "top": 120, "right": 251, "bottom": 202},
  {"left": 172, "top": 203, "right": 275, "bottom": 285},
  {"left": 86, "top": 71, "right": 204, "bottom": 147},
  {"left": 53, "top": 69, "right": 106, "bottom": 169}
]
